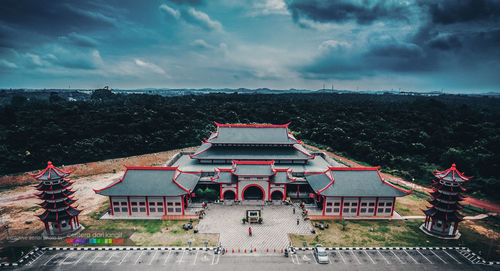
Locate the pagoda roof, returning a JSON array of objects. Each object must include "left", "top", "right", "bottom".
[
  {"left": 37, "top": 190, "right": 74, "bottom": 200},
  {"left": 35, "top": 180, "right": 73, "bottom": 191},
  {"left": 31, "top": 161, "right": 70, "bottom": 181},
  {"left": 428, "top": 199, "right": 464, "bottom": 210},
  {"left": 94, "top": 167, "right": 200, "bottom": 196},
  {"left": 232, "top": 161, "right": 276, "bottom": 176},
  {"left": 190, "top": 144, "right": 313, "bottom": 160},
  {"left": 433, "top": 164, "right": 472, "bottom": 183},
  {"left": 271, "top": 169, "right": 296, "bottom": 184},
  {"left": 210, "top": 165, "right": 296, "bottom": 184},
  {"left": 423, "top": 207, "right": 464, "bottom": 222},
  {"left": 38, "top": 207, "right": 80, "bottom": 222},
  {"left": 430, "top": 191, "right": 464, "bottom": 201},
  {"left": 208, "top": 122, "right": 299, "bottom": 145},
  {"left": 307, "top": 167, "right": 411, "bottom": 197},
  {"left": 39, "top": 199, "right": 76, "bottom": 209}
]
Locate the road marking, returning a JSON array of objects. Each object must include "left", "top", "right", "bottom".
[
  {"left": 338, "top": 251, "right": 346, "bottom": 264},
  {"left": 163, "top": 250, "right": 172, "bottom": 265},
  {"left": 192, "top": 250, "right": 198, "bottom": 265},
  {"left": 135, "top": 251, "right": 145, "bottom": 265},
  {"left": 43, "top": 254, "right": 58, "bottom": 266},
  {"left": 417, "top": 250, "right": 433, "bottom": 264},
  {"left": 377, "top": 250, "right": 391, "bottom": 264},
  {"left": 74, "top": 251, "right": 88, "bottom": 265},
  {"left": 149, "top": 250, "right": 158, "bottom": 265},
  {"left": 118, "top": 251, "right": 129, "bottom": 265},
  {"left": 104, "top": 252, "right": 115, "bottom": 265},
  {"left": 390, "top": 251, "right": 405, "bottom": 264},
  {"left": 364, "top": 251, "right": 376, "bottom": 264},
  {"left": 351, "top": 251, "right": 361, "bottom": 264},
  {"left": 58, "top": 252, "right": 73, "bottom": 265},
  {"left": 177, "top": 250, "right": 185, "bottom": 264},
  {"left": 90, "top": 252, "right": 101, "bottom": 264},
  {"left": 28, "top": 251, "right": 45, "bottom": 265},
  {"left": 214, "top": 253, "right": 220, "bottom": 265},
  {"left": 442, "top": 250, "right": 461, "bottom": 264},
  {"left": 310, "top": 251, "right": 318, "bottom": 264},
  {"left": 430, "top": 250, "right": 447, "bottom": 264},
  {"left": 404, "top": 250, "right": 419, "bottom": 264}
]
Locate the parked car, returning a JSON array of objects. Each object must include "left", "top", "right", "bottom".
[{"left": 313, "top": 244, "right": 329, "bottom": 264}]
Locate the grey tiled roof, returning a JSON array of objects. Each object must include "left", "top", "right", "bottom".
[
  {"left": 306, "top": 169, "right": 409, "bottom": 197},
  {"left": 191, "top": 145, "right": 312, "bottom": 160},
  {"left": 210, "top": 126, "right": 298, "bottom": 144},
  {"left": 96, "top": 168, "right": 200, "bottom": 196}
]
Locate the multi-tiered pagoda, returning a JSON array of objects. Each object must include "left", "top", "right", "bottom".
[
  {"left": 32, "top": 161, "right": 82, "bottom": 236},
  {"left": 422, "top": 164, "right": 471, "bottom": 238}
]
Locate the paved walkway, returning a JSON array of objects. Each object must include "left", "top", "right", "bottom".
[{"left": 197, "top": 204, "right": 312, "bottom": 251}]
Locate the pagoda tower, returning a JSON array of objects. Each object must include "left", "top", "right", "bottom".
[
  {"left": 421, "top": 163, "right": 471, "bottom": 238},
  {"left": 31, "top": 161, "right": 82, "bottom": 236}
]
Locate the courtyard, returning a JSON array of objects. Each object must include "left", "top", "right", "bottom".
[{"left": 197, "top": 203, "right": 312, "bottom": 251}]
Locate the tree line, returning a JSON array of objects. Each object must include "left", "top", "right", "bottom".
[{"left": 1, "top": 90, "right": 499, "bottom": 200}]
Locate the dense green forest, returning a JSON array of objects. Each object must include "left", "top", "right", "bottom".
[{"left": 1, "top": 91, "right": 499, "bottom": 201}]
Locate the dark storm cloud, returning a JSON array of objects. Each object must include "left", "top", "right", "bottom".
[
  {"left": 286, "top": 0, "right": 410, "bottom": 25},
  {"left": 418, "top": 0, "right": 500, "bottom": 25},
  {"left": 0, "top": 0, "right": 117, "bottom": 50},
  {"left": 165, "top": 0, "right": 204, "bottom": 6}
]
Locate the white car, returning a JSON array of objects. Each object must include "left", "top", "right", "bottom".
[{"left": 313, "top": 244, "right": 329, "bottom": 264}]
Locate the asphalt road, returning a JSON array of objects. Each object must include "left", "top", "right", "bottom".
[{"left": 7, "top": 247, "right": 500, "bottom": 271}]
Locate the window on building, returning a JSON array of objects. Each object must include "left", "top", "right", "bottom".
[
  {"left": 149, "top": 202, "right": 155, "bottom": 206},
  {"left": 378, "top": 202, "right": 384, "bottom": 206},
  {"left": 150, "top": 208, "right": 156, "bottom": 212},
  {"left": 368, "top": 202, "right": 375, "bottom": 207},
  {"left": 351, "top": 208, "right": 357, "bottom": 213},
  {"left": 175, "top": 208, "right": 182, "bottom": 212},
  {"left": 139, "top": 202, "right": 146, "bottom": 206},
  {"left": 361, "top": 202, "right": 367, "bottom": 207},
  {"left": 377, "top": 208, "right": 383, "bottom": 213},
  {"left": 326, "top": 202, "right": 333, "bottom": 206},
  {"left": 333, "top": 208, "right": 340, "bottom": 213},
  {"left": 385, "top": 208, "right": 391, "bottom": 213},
  {"left": 326, "top": 208, "right": 332, "bottom": 213},
  {"left": 140, "top": 208, "right": 146, "bottom": 212},
  {"left": 158, "top": 208, "right": 164, "bottom": 213},
  {"left": 334, "top": 202, "right": 340, "bottom": 206},
  {"left": 175, "top": 202, "right": 181, "bottom": 206},
  {"left": 121, "top": 207, "right": 128, "bottom": 212},
  {"left": 113, "top": 207, "right": 120, "bottom": 212},
  {"left": 121, "top": 202, "right": 127, "bottom": 206},
  {"left": 131, "top": 202, "right": 137, "bottom": 206},
  {"left": 386, "top": 202, "right": 392, "bottom": 206},
  {"left": 360, "top": 208, "right": 366, "bottom": 213},
  {"left": 168, "top": 208, "right": 174, "bottom": 212},
  {"left": 344, "top": 202, "right": 350, "bottom": 206},
  {"left": 113, "top": 202, "right": 120, "bottom": 206},
  {"left": 368, "top": 208, "right": 374, "bottom": 213},
  {"left": 343, "top": 208, "right": 349, "bottom": 213},
  {"left": 351, "top": 202, "right": 358, "bottom": 207},
  {"left": 132, "top": 208, "right": 138, "bottom": 212},
  {"left": 167, "top": 202, "right": 173, "bottom": 206},
  {"left": 157, "top": 202, "right": 163, "bottom": 206}
]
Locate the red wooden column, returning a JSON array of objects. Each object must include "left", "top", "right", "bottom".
[
  {"left": 430, "top": 220, "right": 435, "bottom": 231},
  {"left": 283, "top": 184, "right": 287, "bottom": 200},
  {"left": 57, "top": 223, "right": 62, "bottom": 234},
  {"left": 339, "top": 197, "right": 344, "bottom": 216},
  {"left": 163, "top": 196, "right": 167, "bottom": 215},
  {"left": 110, "top": 197, "right": 114, "bottom": 216},
  {"left": 146, "top": 197, "right": 150, "bottom": 216},
  {"left": 373, "top": 197, "right": 379, "bottom": 216},
  {"left": 390, "top": 197, "right": 396, "bottom": 216},
  {"left": 44, "top": 222, "right": 50, "bottom": 234},
  {"left": 453, "top": 221, "right": 459, "bottom": 235},
  {"left": 181, "top": 195, "right": 185, "bottom": 215},
  {"left": 76, "top": 215, "right": 79, "bottom": 226},
  {"left": 322, "top": 196, "right": 326, "bottom": 216},
  {"left": 356, "top": 197, "right": 361, "bottom": 216},
  {"left": 235, "top": 182, "right": 239, "bottom": 200},
  {"left": 220, "top": 185, "right": 224, "bottom": 200},
  {"left": 70, "top": 219, "right": 74, "bottom": 231},
  {"left": 127, "top": 196, "right": 132, "bottom": 216}
]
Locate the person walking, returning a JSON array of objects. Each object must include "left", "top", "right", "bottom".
[
  {"left": 249, "top": 226, "right": 252, "bottom": 236},
  {"left": 296, "top": 216, "right": 300, "bottom": 225},
  {"left": 293, "top": 207, "right": 296, "bottom": 214}
]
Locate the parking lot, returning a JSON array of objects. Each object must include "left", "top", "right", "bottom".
[{"left": 10, "top": 247, "right": 500, "bottom": 271}]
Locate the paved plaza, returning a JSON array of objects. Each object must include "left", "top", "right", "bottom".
[{"left": 197, "top": 203, "right": 312, "bottom": 250}]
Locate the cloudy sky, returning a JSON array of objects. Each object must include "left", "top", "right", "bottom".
[{"left": 0, "top": 0, "right": 499, "bottom": 92}]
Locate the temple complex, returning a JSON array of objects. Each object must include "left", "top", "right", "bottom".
[{"left": 95, "top": 122, "right": 411, "bottom": 218}]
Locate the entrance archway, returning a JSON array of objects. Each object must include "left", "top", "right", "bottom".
[
  {"left": 271, "top": 190, "right": 284, "bottom": 200},
  {"left": 223, "top": 190, "right": 236, "bottom": 200},
  {"left": 242, "top": 185, "right": 265, "bottom": 201}
]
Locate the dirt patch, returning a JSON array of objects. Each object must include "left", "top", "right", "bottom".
[
  {"left": 0, "top": 147, "right": 197, "bottom": 188},
  {"left": 462, "top": 220, "right": 500, "bottom": 240}
]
